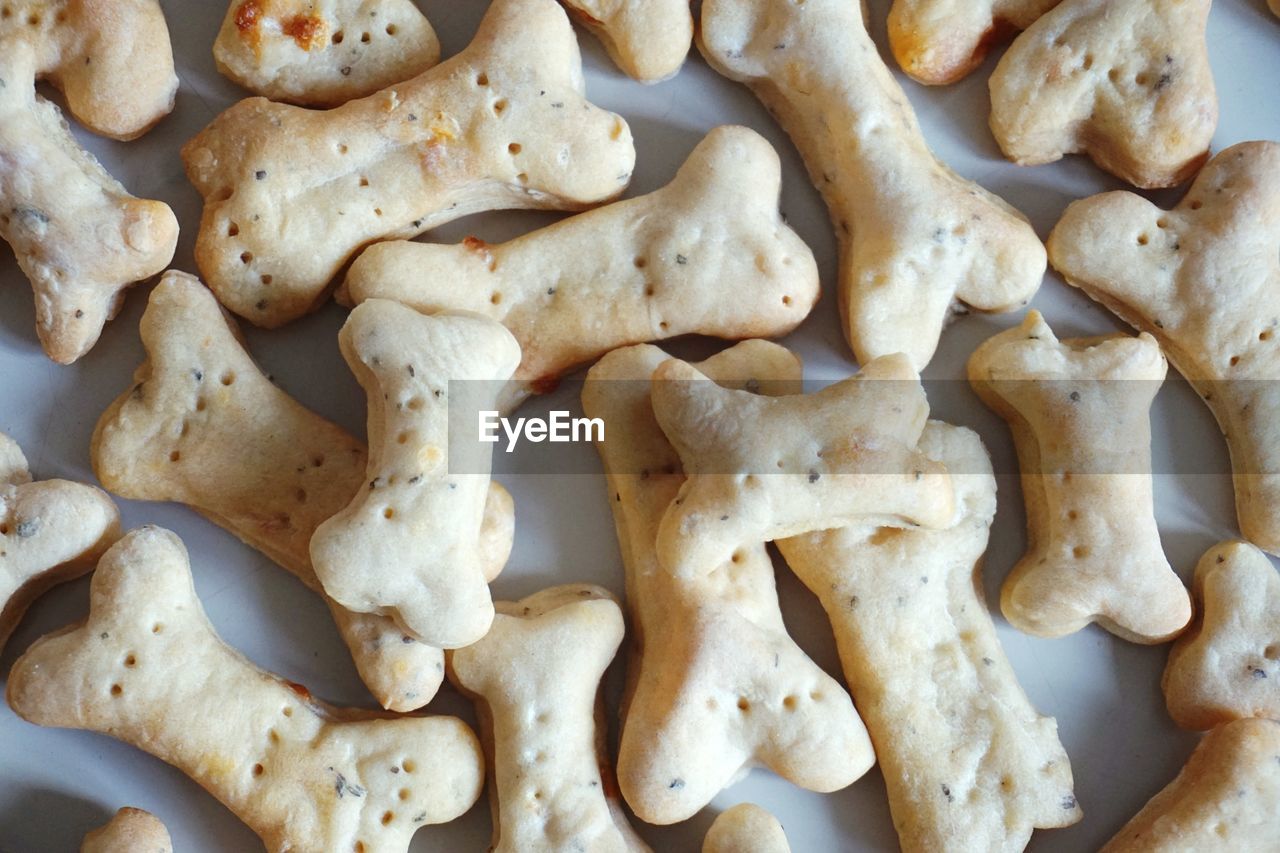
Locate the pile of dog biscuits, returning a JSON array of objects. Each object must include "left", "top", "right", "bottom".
[{"left": 1, "top": 0, "right": 1278, "bottom": 851}]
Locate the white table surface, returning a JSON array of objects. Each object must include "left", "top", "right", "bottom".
[{"left": 1, "top": 0, "right": 1277, "bottom": 850}]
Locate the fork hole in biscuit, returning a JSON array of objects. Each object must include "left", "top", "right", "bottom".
[
  {"left": 634, "top": 256, "right": 647, "bottom": 269},
  {"left": 1067, "top": 510, "right": 1078, "bottom": 521},
  {"left": 508, "top": 142, "right": 522, "bottom": 155},
  {"left": 1081, "top": 54, "right": 1093, "bottom": 70},
  {"left": 1000, "top": 776, "right": 1013, "bottom": 791},
  {"left": 169, "top": 450, "right": 181, "bottom": 463},
  {"left": 1136, "top": 234, "right": 1149, "bottom": 246},
  {"left": 227, "top": 222, "right": 240, "bottom": 237},
  {"left": 516, "top": 172, "right": 528, "bottom": 184},
  {"left": 402, "top": 760, "right": 417, "bottom": 773},
  {"left": 240, "top": 251, "right": 254, "bottom": 264},
  {"left": 124, "top": 654, "right": 137, "bottom": 667},
  {"left": 1262, "top": 330, "right": 1273, "bottom": 342},
  {"left": 407, "top": 397, "right": 424, "bottom": 411},
  {"left": 337, "top": 143, "right": 349, "bottom": 155},
  {"left": 252, "top": 763, "right": 264, "bottom": 778},
  {"left": 398, "top": 788, "right": 410, "bottom": 801},
  {"left": 782, "top": 695, "right": 797, "bottom": 711},
  {"left": 268, "top": 730, "right": 279, "bottom": 744},
  {"left": 295, "top": 488, "right": 307, "bottom": 503},
  {"left": 490, "top": 292, "right": 502, "bottom": 305},
  {"left": 396, "top": 432, "right": 411, "bottom": 445},
  {"left": 1108, "top": 68, "right": 1119, "bottom": 82},
  {"left": 0, "top": 7, "right": 11, "bottom": 20},
  {"left": 152, "top": 623, "right": 164, "bottom": 634},
  {"left": 221, "top": 372, "right": 236, "bottom": 386},
  {"left": 1156, "top": 218, "right": 1168, "bottom": 229},
  {"left": 1135, "top": 72, "right": 1150, "bottom": 86},
  {"left": 810, "top": 690, "right": 823, "bottom": 701},
  {"left": 730, "top": 550, "right": 744, "bottom": 564},
  {"left": 196, "top": 397, "right": 207, "bottom": 412},
  {"left": 260, "top": 274, "right": 272, "bottom": 285},
  {"left": 179, "top": 420, "right": 190, "bottom": 437},
  {"left": 110, "top": 684, "right": 123, "bottom": 697},
  {"left": 282, "top": 706, "right": 293, "bottom": 717},
  {"left": 1263, "top": 644, "right": 1279, "bottom": 660},
  {"left": 332, "top": 30, "right": 344, "bottom": 44},
  {"left": 386, "top": 24, "right": 397, "bottom": 35},
  {"left": 1230, "top": 355, "right": 1240, "bottom": 367},
  {"left": 312, "top": 455, "right": 326, "bottom": 467},
  {"left": 361, "top": 31, "right": 371, "bottom": 43},
  {"left": 1189, "top": 199, "right": 1203, "bottom": 210},
  {"left": 381, "top": 811, "right": 394, "bottom": 825},
  {"left": 476, "top": 72, "right": 489, "bottom": 86},
  {"left": 737, "top": 697, "right": 750, "bottom": 712},
  {"left": 493, "top": 99, "right": 508, "bottom": 115},
  {"left": 658, "top": 321, "right": 669, "bottom": 331},
  {"left": 1072, "top": 545, "right": 1089, "bottom": 559},
  {"left": 644, "top": 285, "right": 655, "bottom": 297},
  {"left": 782, "top": 295, "right": 793, "bottom": 306},
  {"left": 359, "top": 177, "right": 369, "bottom": 187},
  {"left": 383, "top": 507, "right": 395, "bottom": 520}
]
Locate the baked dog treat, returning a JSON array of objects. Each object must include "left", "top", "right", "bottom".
[
  {"left": 651, "top": 353, "right": 954, "bottom": 577},
  {"left": 558, "top": 0, "right": 693, "bottom": 81},
  {"left": 779, "top": 422, "right": 1081, "bottom": 852},
  {"left": 214, "top": 0, "right": 441, "bottom": 106},
  {"left": 0, "top": 1, "right": 179, "bottom": 363},
  {"left": 183, "top": 0, "right": 636, "bottom": 328},
  {"left": 82, "top": 808, "right": 172, "bottom": 853},
  {"left": 989, "top": 0, "right": 1216, "bottom": 188},
  {"left": 1163, "top": 541, "right": 1280, "bottom": 730},
  {"left": 583, "top": 341, "right": 874, "bottom": 825},
  {"left": 0, "top": 431, "right": 119, "bottom": 651},
  {"left": 311, "top": 301, "right": 520, "bottom": 649},
  {"left": 968, "top": 311, "right": 1190, "bottom": 642},
  {"left": 888, "top": 0, "right": 1062, "bottom": 85},
  {"left": 1048, "top": 141, "right": 1280, "bottom": 556},
  {"left": 7, "top": 526, "right": 484, "bottom": 853},
  {"left": 703, "top": 804, "right": 790, "bottom": 853},
  {"left": 343, "top": 125, "right": 819, "bottom": 409},
  {"left": 1100, "top": 718, "right": 1280, "bottom": 852},
  {"left": 92, "top": 272, "right": 514, "bottom": 711},
  {"left": 447, "top": 585, "right": 649, "bottom": 852},
  {"left": 699, "top": 0, "right": 1044, "bottom": 369}
]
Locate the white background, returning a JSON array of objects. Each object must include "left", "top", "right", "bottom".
[{"left": 1, "top": 1, "right": 1278, "bottom": 850}]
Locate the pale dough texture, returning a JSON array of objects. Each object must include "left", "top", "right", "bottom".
[
  {"left": 311, "top": 301, "right": 521, "bottom": 649},
  {"left": 448, "top": 585, "right": 649, "bottom": 853},
  {"left": 583, "top": 341, "right": 874, "bottom": 825},
  {"left": 183, "top": 0, "right": 636, "bottom": 328},
  {"left": 214, "top": 0, "right": 441, "bottom": 106},
  {"left": 0, "top": 1, "right": 179, "bottom": 363},
  {"left": 0, "top": 430, "right": 119, "bottom": 651},
  {"left": 990, "top": 0, "right": 1216, "bottom": 188},
  {"left": 81, "top": 808, "right": 172, "bottom": 853},
  {"left": 1101, "top": 718, "right": 1280, "bottom": 852},
  {"left": 7, "top": 526, "right": 484, "bottom": 853},
  {"left": 1163, "top": 541, "right": 1280, "bottom": 731},
  {"left": 651, "top": 353, "right": 954, "bottom": 577},
  {"left": 889, "top": 0, "right": 1061, "bottom": 85},
  {"left": 558, "top": 0, "right": 693, "bottom": 82},
  {"left": 342, "top": 125, "right": 818, "bottom": 410},
  {"left": 1048, "top": 141, "right": 1280, "bottom": 557},
  {"left": 703, "top": 803, "right": 790, "bottom": 853},
  {"left": 779, "top": 423, "right": 1080, "bottom": 853},
  {"left": 92, "top": 271, "right": 514, "bottom": 711},
  {"left": 968, "top": 311, "right": 1190, "bottom": 642},
  {"left": 700, "top": 0, "right": 1045, "bottom": 369}
]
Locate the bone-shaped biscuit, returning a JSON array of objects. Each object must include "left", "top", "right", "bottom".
[
  {"left": 650, "top": 353, "right": 954, "bottom": 578},
  {"left": 1100, "top": 718, "right": 1280, "bottom": 852},
  {"left": 447, "top": 584, "right": 649, "bottom": 853},
  {"left": 0, "top": 8, "right": 179, "bottom": 364},
  {"left": 1, "top": 431, "right": 119, "bottom": 651},
  {"left": 311, "top": 301, "right": 520, "bottom": 649},
  {"left": 91, "top": 271, "right": 514, "bottom": 711},
  {"left": 582, "top": 341, "right": 874, "bottom": 825},
  {"left": 81, "top": 808, "right": 172, "bottom": 853},
  {"left": 888, "top": 0, "right": 1061, "bottom": 85},
  {"left": 558, "top": 0, "right": 693, "bottom": 82},
  {"left": 7, "top": 526, "right": 485, "bottom": 853},
  {"left": 1047, "top": 141, "right": 1280, "bottom": 556},
  {"left": 967, "top": 311, "right": 1190, "bottom": 642},
  {"left": 699, "top": 0, "right": 1045, "bottom": 370},
  {"left": 703, "top": 804, "right": 790, "bottom": 853},
  {"left": 989, "top": 0, "right": 1216, "bottom": 188},
  {"left": 214, "top": 0, "right": 441, "bottom": 107},
  {"left": 183, "top": 0, "right": 636, "bottom": 328},
  {"left": 778, "top": 422, "right": 1081, "bottom": 853},
  {"left": 1163, "top": 541, "right": 1280, "bottom": 731},
  {"left": 342, "top": 125, "right": 819, "bottom": 407}
]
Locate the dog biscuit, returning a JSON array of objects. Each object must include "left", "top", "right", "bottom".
[
  {"left": 92, "top": 272, "right": 514, "bottom": 711},
  {"left": 558, "top": 0, "right": 692, "bottom": 81},
  {"left": 1163, "top": 541, "right": 1280, "bottom": 730},
  {"left": 888, "top": 0, "right": 1061, "bottom": 85},
  {"left": 183, "top": 0, "right": 636, "bottom": 328},
  {"left": 650, "top": 353, "right": 953, "bottom": 578},
  {"left": 1101, "top": 718, "right": 1280, "bottom": 852},
  {"left": 989, "top": 0, "right": 1216, "bottom": 188},
  {"left": 700, "top": 0, "right": 1044, "bottom": 369},
  {"left": 7, "top": 526, "right": 485, "bottom": 853},
  {"left": 0, "top": 1, "right": 179, "bottom": 363},
  {"left": 214, "top": 0, "right": 441, "bottom": 106},
  {"left": 968, "top": 311, "right": 1190, "bottom": 642},
  {"left": 311, "top": 301, "right": 520, "bottom": 648},
  {"left": 448, "top": 584, "right": 649, "bottom": 852},
  {"left": 82, "top": 808, "right": 172, "bottom": 853},
  {"left": 343, "top": 125, "right": 818, "bottom": 408},
  {"left": 583, "top": 341, "right": 874, "bottom": 825},
  {"left": 1048, "top": 141, "right": 1280, "bottom": 556},
  {"left": 703, "top": 804, "right": 790, "bottom": 853},
  {"left": 779, "top": 422, "right": 1080, "bottom": 852},
  {"left": 1, "top": 431, "right": 120, "bottom": 652}
]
